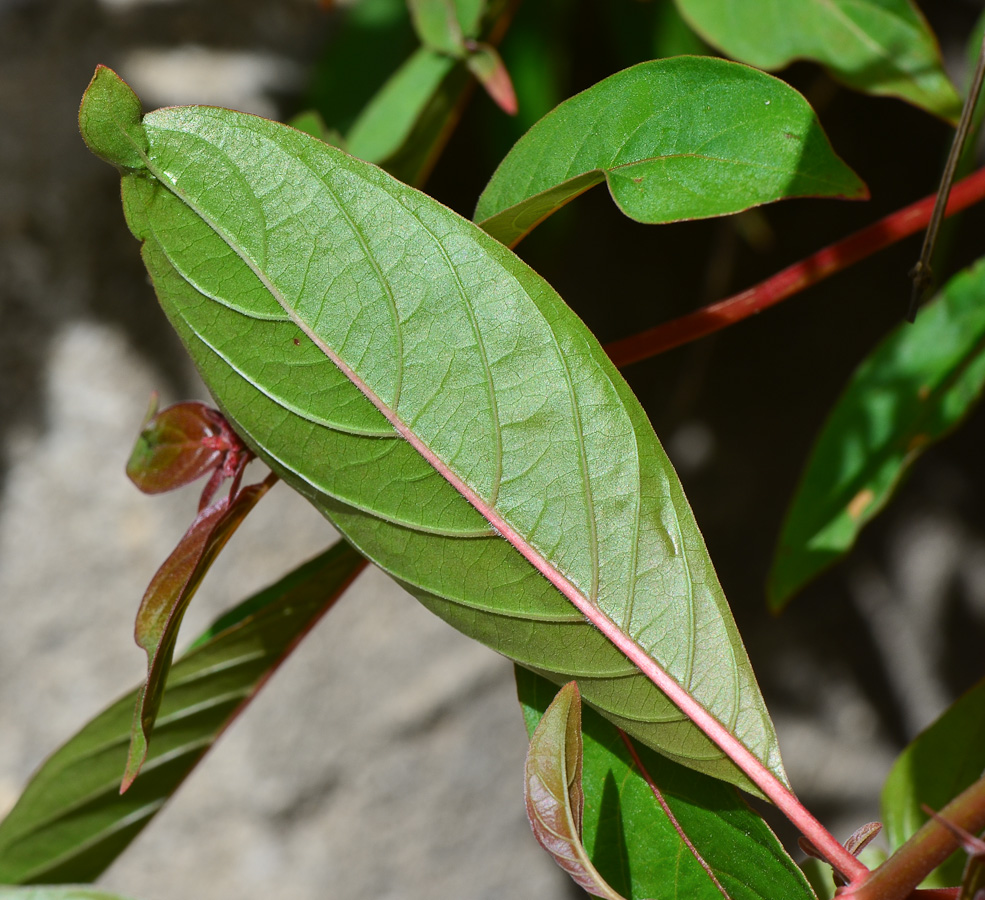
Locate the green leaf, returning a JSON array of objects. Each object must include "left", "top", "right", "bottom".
[
  {"left": 0, "top": 542, "right": 365, "bottom": 884},
  {"left": 769, "top": 256, "right": 985, "bottom": 608},
  {"left": 123, "top": 476, "right": 273, "bottom": 790},
  {"left": 346, "top": 0, "right": 513, "bottom": 184},
  {"left": 345, "top": 47, "right": 458, "bottom": 170},
  {"left": 79, "top": 66, "right": 785, "bottom": 793},
  {"left": 674, "top": 0, "right": 962, "bottom": 122},
  {"left": 408, "top": 0, "right": 467, "bottom": 56},
  {"left": 474, "top": 57, "right": 866, "bottom": 248},
  {"left": 0, "top": 889, "right": 137, "bottom": 900},
  {"left": 881, "top": 677, "right": 985, "bottom": 889},
  {"left": 524, "top": 682, "right": 627, "bottom": 900},
  {"left": 518, "top": 668, "right": 818, "bottom": 900}
]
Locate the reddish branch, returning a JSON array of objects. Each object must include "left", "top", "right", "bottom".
[{"left": 604, "top": 166, "right": 985, "bottom": 368}]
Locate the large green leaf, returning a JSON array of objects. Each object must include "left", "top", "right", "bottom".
[
  {"left": 0, "top": 543, "right": 365, "bottom": 884},
  {"left": 881, "top": 678, "right": 985, "bottom": 889},
  {"left": 674, "top": 0, "right": 961, "bottom": 121},
  {"left": 79, "top": 66, "right": 785, "bottom": 793},
  {"left": 769, "top": 256, "right": 985, "bottom": 608},
  {"left": 518, "top": 668, "right": 817, "bottom": 900},
  {"left": 473, "top": 57, "right": 866, "bottom": 248}
]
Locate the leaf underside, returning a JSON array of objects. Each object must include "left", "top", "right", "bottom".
[
  {"left": 0, "top": 543, "right": 365, "bottom": 884},
  {"left": 674, "top": 0, "right": 962, "bottom": 121},
  {"left": 80, "top": 66, "right": 785, "bottom": 793},
  {"left": 518, "top": 669, "right": 817, "bottom": 900},
  {"left": 769, "top": 256, "right": 985, "bottom": 608},
  {"left": 473, "top": 56, "right": 866, "bottom": 247}
]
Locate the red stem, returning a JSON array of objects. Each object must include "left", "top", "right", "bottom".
[{"left": 604, "top": 165, "right": 985, "bottom": 368}]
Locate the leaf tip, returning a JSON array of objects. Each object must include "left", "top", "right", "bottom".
[{"left": 79, "top": 64, "right": 148, "bottom": 171}]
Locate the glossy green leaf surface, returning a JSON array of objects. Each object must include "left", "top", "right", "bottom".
[
  {"left": 0, "top": 543, "right": 365, "bottom": 884},
  {"left": 524, "top": 682, "right": 626, "bottom": 899},
  {"left": 80, "top": 66, "right": 785, "bottom": 793},
  {"left": 881, "top": 678, "right": 985, "bottom": 888},
  {"left": 124, "top": 477, "right": 272, "bottom": 790},
  {"left": 518, "top": 669, "right": 817, "bottom": 900},
  {"left": 674, "top": 0, "right": 962, "bottom": 121},
  {"left": 769, "top": 257, "right": 985, "bottom": 608},
  {"left": 474, "top": 56, "right": 866, "bottom": 247},
  {"left": 0, "top": 889, "right": 136, "bottom": 900}
]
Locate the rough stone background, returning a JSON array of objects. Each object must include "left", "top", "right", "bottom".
[{"left": 2, "top": 2, "right": 985, "bottom": 899}]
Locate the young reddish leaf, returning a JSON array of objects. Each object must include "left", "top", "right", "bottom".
[
  {"left": 674, "top": 0, "right": 962, "bottom": 121},
  {"left": 80, "top": 67, "right": 788, "bottom": 802},
  {"left": 122, "top": 473, "right": 275, "bottom": 791},
  {"left": 465, "top": 42, "right": 517, "bottom": 115},
  {"left": 525, "top": 683, "right": 627, "bottom": 900},
  {"left": 126, "top": 395, "right": 223, "bottom": 493},
  {"left": 0, "top": 543, "right": 365, "bottom": 884},
  {"left": 126, "top": 397, "right": 252, "bottom": 509},
  {"left": 474, "top": 57, "right": 866, "bottom": 248}
]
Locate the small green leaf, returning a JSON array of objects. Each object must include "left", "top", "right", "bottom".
[
  {"left": 518, "top": 668, "right": 818, "bottom": 900},
  {"left": 82, "top": 70, "right": 786, "bottom": 793},
  {"left": 769, "top": 256, "right": 985, "bottom": 608},
  {"left": 0, "top": 543, "right": 365, "bottom": 884},
  {"left": 474, "top": 57, "right": 866, "bottom": 248},
  {"left": 78, "top": 66, "right": 147, "bottom": 170},
  {"left": 674, "top": 0, "right": 962, "bottom": 121},
  {"left": 346, "top": 47, "right": 458, "bottom": 167},
  {"left": 408, "top": 0, "right": 467, "bottom": 56},
  {"left": 123, "top": 477, "right": 273, "bottom": 790},
  {"left": 525, "top": 682, "right": 626, "bottom": 900},
  {"left": 345, "top": 0, "right": 513, "bottom": 184},
  {"left": 881, "top": 678, "right": 985, "bottom": 889},
  {"left": 125, "top": 398, "right": 225, "bottom": 495}
]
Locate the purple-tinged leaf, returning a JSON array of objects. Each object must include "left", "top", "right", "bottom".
[
  {"left": 525, "top": 683, "right": 627, "bottom": 900},
  {"left": 519, "top": 668, "right": 818, "bottom": 900},
  {"left": 0, "top": 543, "right": 365, "bottom": 884},
  {"left": 126, "top": 396, "right": 225, "bottom": 494},
  {"left": 122, "top": 473, "right": 276, "bottom": 791}
]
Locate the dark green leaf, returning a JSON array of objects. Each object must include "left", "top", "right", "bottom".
[
  {"left": 346, "top": 0, "right": 513, "bottom": 184},
  {"left": 0, "top": 543, "right": 365, "bottom": 884},
  {"left": 881, "top": 677, "right": 985, "bottom": 888},
  {"left": 769, "top": 256, "right": 985, "bottom": 608},
  {"left": 474, "top": 57, "right": 866, "bottom": 248},
  {"left": 123, "top": 476, "right": 273, "bottom": 790},
  {"left": 518, "top": 668, "right": 817, "bottom": 900},
  {"left": 674, "top": 0, "right": 962, "bottom": 121},
  {"left": 79, "top": 65, "right": 785, "bottom": 793}
]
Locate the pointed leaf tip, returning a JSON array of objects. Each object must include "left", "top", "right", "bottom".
[{"left": 79, "top": 65, "right": 148, "bottom": 170}]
